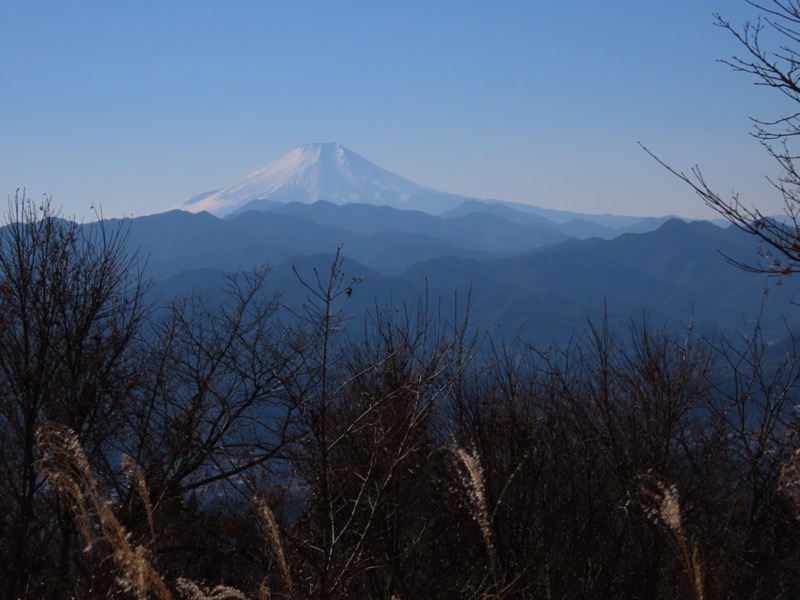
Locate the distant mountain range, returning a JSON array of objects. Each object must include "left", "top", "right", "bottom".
[
  {"left": 101, "top": 207, "right": 794, "bottom": 348},
  {"left": 179, "top": 142, "right": 686, "bottom": 229},
  {"left": 91, "top": 142, "right": 794, "bottom": 347}
]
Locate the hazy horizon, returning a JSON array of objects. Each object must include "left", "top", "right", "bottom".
[{"left": 1, "top": 1, "right": 785, "bottom": 221}]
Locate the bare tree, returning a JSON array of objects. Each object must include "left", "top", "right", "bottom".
[
  {"left": 646, "top": 1, "right": 800, "bottom": 276},
  {"left": 0, "top": 191, "right": 149, "bottom": 597},
  {"left": 121, "top": 265, "right": 300, "bottom": 589},
  {"left": 276, "top": 250, "right": 476, "bottom": 599}
]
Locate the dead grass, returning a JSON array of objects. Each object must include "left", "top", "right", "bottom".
[
  {"left": 638, "top": 472, "right": 704, "bottom": 600},
  {"left": 253, "top": 494, "right": 293, "bottom": 598},
  {"left": 37, "top": 422, "right": 255, "bottom": 600},
  {"left": 37, "top": 422, "right": 173, "bottom": 600}
]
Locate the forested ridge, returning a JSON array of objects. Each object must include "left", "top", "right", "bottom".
[
  {"left": 12, "top": 0, "right": 800, "bottom": 596},
  {"left": 2, "top": 195, "right": 800, "bottom": 599}
]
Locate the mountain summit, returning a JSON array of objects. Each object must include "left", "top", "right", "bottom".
[{"left": 181, "top": 142, "right": 471, "bottom": 215}]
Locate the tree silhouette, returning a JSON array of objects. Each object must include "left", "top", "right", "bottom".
[{"left": 646, "top": 1, "right": 800, "bottom": 277}]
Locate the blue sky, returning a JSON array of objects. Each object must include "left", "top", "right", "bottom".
[{"left": 0, "top": 1, "right": 788, "bottom": 220}]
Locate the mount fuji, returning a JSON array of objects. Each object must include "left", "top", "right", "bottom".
[{"left": 181, "top": 142, "right": 479, "bottom": 216}]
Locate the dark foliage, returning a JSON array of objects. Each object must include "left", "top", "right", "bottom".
[{"left": 2, "top": 191, "right": 800, "bottom": 598}]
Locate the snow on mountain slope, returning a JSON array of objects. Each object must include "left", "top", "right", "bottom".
[{"left": 181, "top": 142, "right": 471, "bottom": 216}]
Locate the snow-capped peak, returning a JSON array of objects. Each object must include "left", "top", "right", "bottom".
[{"left": 181, "top": 142, "right": 463, "bottom": 216}]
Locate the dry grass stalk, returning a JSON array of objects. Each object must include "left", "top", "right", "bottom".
[
  {"left": 37, "top": 421, "right": 173, "bottom": 600},
  {"left": 253, "top": 494, "right": 294, "bottom": 597},
  {"left": 780, "top": 446, "right": 800, "bottom": 517},
  {"left": 638, "top": 473, "right": 704, "bottom": 600},
  {"left": 122, "top": 454, "right": 157, "bottom": 546},
  {"left": 174, "top": 578, "right": 249, "bottom": 599},
  {"left": 451, "top": 444, "right": 499, "bottom": 595}
]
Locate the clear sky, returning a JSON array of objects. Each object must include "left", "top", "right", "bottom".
[{"left": 0, "top": 1, "right": 790, "bottom": 221}]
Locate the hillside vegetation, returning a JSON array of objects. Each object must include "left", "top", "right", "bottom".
[{"left": 3, "top": 196, "right": 800, "bottom": 599}]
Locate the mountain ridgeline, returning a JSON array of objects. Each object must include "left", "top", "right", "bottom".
[
  {"left": 97, "top": 142, "right": 795, "bottom": 346},
  {"left": 6, "top": 146, "right": 800, "bottom": 598}
]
